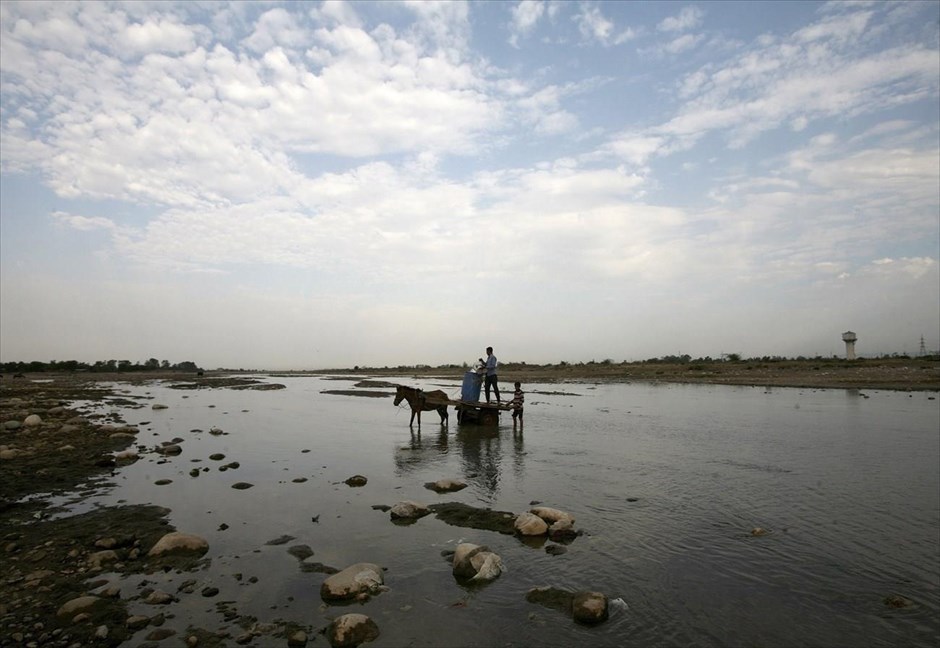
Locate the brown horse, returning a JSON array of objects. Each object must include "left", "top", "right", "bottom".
[{"left": 394, "top": 385, "right": 449, "bottom": 427}]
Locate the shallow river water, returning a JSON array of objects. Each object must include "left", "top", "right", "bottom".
[{"left": 62, "top": 376, "right": 939, "bottom": 647}]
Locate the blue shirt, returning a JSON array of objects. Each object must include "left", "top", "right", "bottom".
[{"left": 485, "top": 354, "right": 498, "bottom": 376}]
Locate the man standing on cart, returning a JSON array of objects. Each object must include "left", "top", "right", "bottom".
[{"left": 484, "top": 346, "right": 500, "bottom": 404}]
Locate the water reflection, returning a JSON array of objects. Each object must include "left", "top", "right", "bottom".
[
  {"left": 389, "top": 421, "right": 530, "bottom": 504},
  {"left": 393, "top": 427, "right": 450, "bottom": 474}
]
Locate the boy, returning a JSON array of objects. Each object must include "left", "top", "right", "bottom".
[{"left": 510, "top": 381, "right": 524, "bottom": 429}]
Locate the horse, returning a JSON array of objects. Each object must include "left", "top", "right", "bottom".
[{"left": 394, "top": 385, "right": 449, "bottom": 428}]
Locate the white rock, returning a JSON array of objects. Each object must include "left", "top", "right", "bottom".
[
  {"left": 530, "top": 506, "right": 574, "bottom": 525},
  {"left": 87, "top": 550, "right": 119, "bottom": 569},
  {"left": 326, "top": 613, "right": 379, "bottom": 647},
  {"left": 389, "top": 501, "right": 429, "bottom": 519},
  {"left": 23, "top": 414, "right": 43, "bottom": 427},
  {"left": 320, "top": 563, "right": 384, "bottom": 601},
  {"left": 56, "top": 596, "right": 100, "bottom": 618},
  {"left": 514, "top": 512, "right": 548, "bottom": 536},
  {"left": 147, "top": 532, "right": 209, "bottom": 557},
  {"left": 469, "top": 551, "right": 504, "bottom": 582},
  {"left": 452, "top": 543, "right": 503, "bottom": 582}
]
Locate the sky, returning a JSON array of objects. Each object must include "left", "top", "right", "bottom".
[{"left": 1, "top": 0, "right": 938, "bottom": 369}]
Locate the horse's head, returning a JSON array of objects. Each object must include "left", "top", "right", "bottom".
[{"left": 393, "top": 386, "right": 405, "bottom": 406}]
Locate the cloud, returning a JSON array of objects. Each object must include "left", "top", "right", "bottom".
[
  {"left": 627, "top": 8, "right": 940, "bottom": 153},
  {"left": 573, "top": 4, "right": 637, "bottom": 46},
  {"left": 52, "top": 211, "right": 118, "bottom": 232},
  {"left": 657, "top": 6, "right": 704, "bottom": 33},
  {"left": 509, "top": 0, "right": 545, "bottom": 47},
  {"left": 117, "top": 17, "right": 198, "bottom": 56}
]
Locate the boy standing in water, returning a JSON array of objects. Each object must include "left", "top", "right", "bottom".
[{"left": 510, "top": 381, "right": 524, "bottom": 430}]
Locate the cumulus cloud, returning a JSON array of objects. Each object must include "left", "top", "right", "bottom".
[
  {"left": 573, "top": 4, "right": 637, "bottom": 46},
  {"left": 657, "top": 6, "right": 704, "bottom": 33},
  {"left": 509, "top": 0, "right": 545, "bottom": 47}
]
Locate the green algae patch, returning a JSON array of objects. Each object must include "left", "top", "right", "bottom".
[{"left": 428, "top": 502, "right": 516, "bottom": 534}]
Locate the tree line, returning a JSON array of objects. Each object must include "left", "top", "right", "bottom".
[{"left": 0, "top": 359, "right": 202, "bottom": 373}]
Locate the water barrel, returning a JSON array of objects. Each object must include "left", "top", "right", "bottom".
[{"left": 461, "top": 371, "right": 482, "bottom": 402}]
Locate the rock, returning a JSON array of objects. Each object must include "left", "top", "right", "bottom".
[
  {"left": 146, "top": 628, "right": 177, "bottom": 640},
  {"left": 514, "top": 512, "right": 549, "bottom": 536},
  {"left": 126, "top": 615, "right": 150, "bottom": 630},
  {"left": 572, "top": 591, "right": 609, "bottom": 624},
  {"left": 389, "top": 501, "right": 430, "bottom": 520},
  {"left": 114, "top": 449, "right": 138, "bottom": 462},
  {"left": 525, "top": 586, "right": 575, "bottom": 613},
  {"left": 87, "top": 550, "right": 119, "bottom": 569},
  {"left": 201, "top": 586, "right": 219, "bottom": 597},
  {"left": 94, "top": 625, "right": 109, "bottom": 639},
  {"left": 344, "top": 475, "right": 368, "bottom": 487},
  {"left": 209, "top": 453, "right": 225, "bottom": 461},
  {"left": 424, "top": 478, "right": 468, "bottom": 493},
  {"left": 452, "top": 543, "right": 504, "bottom": 582},
  {"left": 325, "top": 613, "right": 380, "bottom": 648},
  {"left": 58, "top": 444, "right": 76, "bottom": 451},
  {"left": 25, "top": 569, "right": 55, "bottom": 582},
  {"left": 152, "top": 404, "right": 169, "bottom": 410},
  {"left": 59, "top": 424, "right": 80, "bottom": 434},
  {"left": 320, "top": 563, "right": 384, "bottom": 601},
  {"left": 287, "top": 545, "right": 314, "bottom": 560},
  {"left": 1, "top": 448, "right": 21, "bottom": 460},
  {"left": 209, "top": 427, "right": 224, "bottom": 435},
  {"left": 145, "top": 590, "right": 175, "bottom": 605},
  {"left": 232, "top": 482, "right": 254, "bottom": 489},
  {"left": 750, "top": 527, "right": 770, "bottom": 537},
  {"left": 884, "top": 594, "right": 913, "bottom": 608},
  {"left": 56, "top": 596, "right": 100, "bottom": 619},
  {"left": 159, "top": 445, "right": 182, "bottom": 455},
  {"left": 545, "top": 544, "right": 567, "bottom": 556},
  {"left": 155, "top": 479, "right": 173, "bottom": 486},
  {"left": 24, "top": 414, "right": 43, "bottom": 427},
  {"left": 530, "top": 506, "right": 575, "bottom": 525},
  {"left": 549, "top": 518, "right": 577, "bottom": 539},
  {"left": 265, "top": 534, "right": 295, "bottom": 545},
  {"left": 3, "top": 420, "right": 21, "bottom": 430},
  {"left": 148, "top": 532, "right": 209, "bottom": 557},
  {"left": 287, "top": 630, "right": 308, "bottom": 647}
]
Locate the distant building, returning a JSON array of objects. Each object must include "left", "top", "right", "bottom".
[{"left": 842, "top": 331, "right": 858, "bottom": 360}]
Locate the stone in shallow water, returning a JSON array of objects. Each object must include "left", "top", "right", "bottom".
[
  {"left": 232, "top": 482, "right": 254, "bottom": 490},
  {"left": 147, "top": 532, "right": 209, "bottom": 557},
  {"left": 424, "top": 478, "right": 468, "bottom": 493},
  {"left": 320, "top": 563, "right": 384, "bottom": 601},
  {"left": 572, "top": 591, "right": 609, "bottom": 624},
  {"left": 326, "top": 613, "right": 379, "bottom": 648}
]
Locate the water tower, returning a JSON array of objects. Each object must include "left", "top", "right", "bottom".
[{"left": 842, "top": 331, "right": 858, "bottom": 360}]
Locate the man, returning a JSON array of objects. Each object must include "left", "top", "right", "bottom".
[{"left": 484, "top": 346, "right": 500, "bottom": 403}]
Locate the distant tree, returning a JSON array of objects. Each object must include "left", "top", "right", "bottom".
[
  {"left": 117, "top": 360, "right": 132, "bottom": 371},
  {"left": 145, "top": 358, "right": 160, "bottom": 369}
]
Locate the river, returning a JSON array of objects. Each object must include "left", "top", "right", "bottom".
[{"left": 65, "top": 375, "right": 939, "bottom": 647}]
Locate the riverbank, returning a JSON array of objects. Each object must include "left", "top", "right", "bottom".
[{"left": 304, "top": 358, "right": 940, "bottom": 392}]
